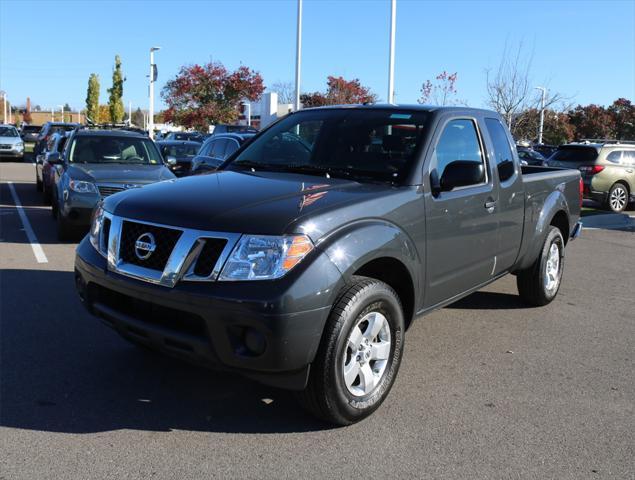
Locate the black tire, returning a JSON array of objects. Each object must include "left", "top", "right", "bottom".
[
  {"left": 605, "top": 182, "right": 629, "bottom": 213},
  {"left": 297, "top": 276, "right": 405, "bottom": 425},
  {"left": 51, "top": 193, "right": 58, "bottom": 219},
  {"left": 36, "top": 176, "right": 43, "bottom": 192},
  {"left": 517, "top": 226, "right": 565, "bottom": 306},
  {"left": 57, "top": 214, "right": 74, "bottom": 241},
  {"left": 42, "top": 182, "right": 51, "bottom": 204}
]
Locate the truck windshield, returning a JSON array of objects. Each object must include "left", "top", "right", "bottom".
[
  {"left": 69, "top": 136, "right": 163, "bottom": 165},
  {"left": 224, "top": 109, "right": 430, "bottom": 183}
]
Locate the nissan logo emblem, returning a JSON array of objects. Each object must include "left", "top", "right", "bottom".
[{"left": 134, "top": 232, "right": 156, "bottom": 260}]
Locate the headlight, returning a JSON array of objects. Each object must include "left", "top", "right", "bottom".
[
  {"left": 69, "top": 179, "right": 98, "bottom": 194},
  {"left": 16, "top": 142, "right": 24, "bottom": 150},
  {"left": 89, "top": 204, "right": 105, "bottom": 252},
  {"left": 219, "top": 234, "right": 314, "bottom": 281}
]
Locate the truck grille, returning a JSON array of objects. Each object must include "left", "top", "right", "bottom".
[
  {"left": 98, "top": 185, "right": 125, "bottom": 197},
  {"left": 119, "top": 221, "right": 182, "bottom": 272},
  {"left": 193, "top": 239, "right": 228, "bottom": 277}
]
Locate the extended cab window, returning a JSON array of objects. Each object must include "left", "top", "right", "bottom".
[
  {"left": 432, "top": 119, "right": 485, "bottom": 187},
  {"left": 485, "top": 118, "right": 515, "bottom": 182}
]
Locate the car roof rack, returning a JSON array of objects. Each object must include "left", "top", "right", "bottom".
[
  {"left": 577, "top": 138, "right": 635, "bottom": 145},
  {"left": 75, "top": 118, "right": 147, "bottom": 136}
]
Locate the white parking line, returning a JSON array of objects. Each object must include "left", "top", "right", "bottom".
[{"left": 5, "top": 181, "right": 48, "bottom": 263}]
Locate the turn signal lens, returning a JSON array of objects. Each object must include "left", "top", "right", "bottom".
[{"left": 283, "top": 236, "right": 314, "bottom": 270}]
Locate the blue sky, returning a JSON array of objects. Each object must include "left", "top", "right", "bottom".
[{"left": 1, "top": 0, "right": 633, "bottom": 112}]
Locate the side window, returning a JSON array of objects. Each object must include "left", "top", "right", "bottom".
[
  {"left": 606, "top": 151, "right": 623, "bottom": 164},
  {"left": 433, "top": 119, "right": 485, "bottom": 186},
  {"left": 621, "top": 150, "right": 635, "bottom": 166},
  {"left": 223, "top": 139, "right": 240, "bottom": 158},
  {"left": 211, "top": 139, "right": 227, "bottom": 158},
  {"left": 485, "top": 118, "right": 515, "bottom": 182}
]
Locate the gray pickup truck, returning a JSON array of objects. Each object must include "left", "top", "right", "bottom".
[{"left": 74, "top": 105, "right": 582, "bottom": 425}]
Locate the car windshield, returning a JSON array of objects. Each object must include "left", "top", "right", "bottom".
[
  {"left": 551, "top": 146, "right": 599, "bottom": 163},
  {"left": 224, "top": 109, "right": 430, "bottom": 184},
  {"left": 0, "top": 126, "right": 19, "bottom": 137},
  {"left": 170, "top": 133, "right": 200, "bottom": 141},
  {"left": 163, "top": 144, "right": 200, "bottom": 157},
  {"left": 22, "top": 126, "right": 40, "bottom": 133},
  {"left": 69, "top": 136, "right": 163, "bottom": 165}
]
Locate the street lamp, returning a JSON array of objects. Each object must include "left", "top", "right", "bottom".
[
  {"left": 294, "top": 0, "right": 302, "bottom": 111},
  {"left": 58, "top": 105, "right": 65, "bottom": 123},
  {"left": 149, "top": 46, "right": 161, "bottom": 139},
  {"left": 535, "top": 86, "right": 546, "bottom": 145},
  {"left": 387, "top": 0, "right": 396, "bottom": 104}
]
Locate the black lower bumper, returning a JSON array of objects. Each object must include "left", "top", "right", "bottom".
[{"left": 74, "top": 237, "right": 343, "bottom": 390}]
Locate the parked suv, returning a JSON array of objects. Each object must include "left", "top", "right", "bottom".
[
  {"left": 20, "top": 124, "right": 41, "bottom": 144},
  {"left": 35, "top": 131, "right": 70, "bottom": 203},
  {"left": 547, "top": 140, "right": 635, "bottom": 212},
  {"left": 190, "top": 133, "right": 255, "bottom": 174},
  {"left": 50, "top": 129, "right": 175, "bottom": 239},
  {"left": 34, "top": 122, "right": 79, "bottom": 156}
]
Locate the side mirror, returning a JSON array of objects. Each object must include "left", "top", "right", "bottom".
[
  {"left": 166, "top": 155, "right": 177, "bottom": 166},
  {"left": 439, "top": 161, "right": 484, "bottom": 191},
  {"left": 47, "top": 152, "right": 62, "bottom": 165}
]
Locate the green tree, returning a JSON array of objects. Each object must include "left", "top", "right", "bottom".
[
  {"left": 131, "top": 107, "right": 144, "bottom": 127},
  {"left": 85, "top": 73, "right": 100, "bottom": 123},
  {"left": 107, "top": 55, "right": 125, "bottom": 123}
]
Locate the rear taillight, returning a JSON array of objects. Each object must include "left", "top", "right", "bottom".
[
  {"left": 579, "top": 165, "right": 605, "bottom": 175},
  {"left": 579, "top": 177, "right": 584, "bottom": 207}
]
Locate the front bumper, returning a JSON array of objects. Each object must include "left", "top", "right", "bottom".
[
  {"left": 74, "top": 237, "right": 344, "bottom": 390},
  {"left": 0, "top": 148, "right": 24, "bottom": 158},
  {"left": 61, "top": 190, "right": 100, "bottom": 227}
]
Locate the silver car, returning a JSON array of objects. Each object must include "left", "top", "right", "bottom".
[{"left": 0, "top": 125, "right": 25, "bottom": 160}]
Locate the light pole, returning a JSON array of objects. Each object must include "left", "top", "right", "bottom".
[
  {"left": 294, "top": 0, "right": 302, "bottom": 111},
  {"left": 387, "top": 0, "right": 396, "bottom": 104},
  {"left": 535, "top": 86, "right": 546, "bottom": 145},
  {"left": 128, "top": 101, "right": 132, "bottom": 125},
  {"left": 50, "top": 107, "right": 54, "bottom": 122},
  {"left": 59, "top": 105, "right": 64, "bottom": 123},
  {"left": 242, "top": 102, "right": 251, "bottom": 126},
  {"left": 149, "top": 46, "right": 160, "bottom": 138},
  {"left": 2, "top": 92, "right": 6, "bottom": 123}
]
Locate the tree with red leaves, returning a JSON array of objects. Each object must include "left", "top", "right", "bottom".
[
  {"left": 568, "top": 104, "right": 616, "bottom": 140},
  {"left": 162, "top": 62, "right": 264, "bottom": 131},
  {"left": 418, "top": 71, "right": 463, "bottom": 106},
  {"left": 608, "top": 98, "right": 635, "bottom": 140},
  {"left": 300, "top": 76, "right": 377, "bottom": 108}
]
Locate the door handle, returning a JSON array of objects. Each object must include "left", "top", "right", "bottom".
[{"left": 484, "top": 200, "right": 497, "bottom": 212}]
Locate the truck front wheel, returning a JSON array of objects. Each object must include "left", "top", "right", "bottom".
[
  {"left": 297, "top": 276, "right": 405, "bottom": 425},
  {"left": 517, "top": 226, "right": 565, "bottom": 306}
]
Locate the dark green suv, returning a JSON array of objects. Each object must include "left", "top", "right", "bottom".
[{"left": 547, "top": 141, "right": 635, "bottom": 212}]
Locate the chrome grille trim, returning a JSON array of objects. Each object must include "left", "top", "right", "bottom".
[{"left": 101, "top": 212, "right": 240, "bottom": 288}]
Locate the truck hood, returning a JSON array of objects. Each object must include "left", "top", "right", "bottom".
[
  {"left": 67, "top": 163, "right": 175, "bottom": 184},
  {"left": 103, "top": 170, "right": 402, "bottom": 236}
]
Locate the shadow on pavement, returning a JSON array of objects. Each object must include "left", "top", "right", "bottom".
[
  {"left": 446, "top": 290, "right": 527, "bottom": 310},
  {"left": 0, "top": 269, "right": 328, "bottom": 434}
]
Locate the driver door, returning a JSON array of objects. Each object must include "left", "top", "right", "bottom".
[{"left": 423, "top": 117, "right": 500, "bottom": 307}]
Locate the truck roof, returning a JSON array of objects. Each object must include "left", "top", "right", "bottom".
[{"left": 301, "top": 103, "right": 498, "bottom": 116}]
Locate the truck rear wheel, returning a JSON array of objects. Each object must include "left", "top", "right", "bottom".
[
  {"left": 517, "top": 226, "right": 564, "bottom": 306},
  {"left": 297, "top": 276, "right": 404, "bottom": 425}
]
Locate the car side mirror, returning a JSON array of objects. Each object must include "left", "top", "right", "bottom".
[
  {"left": 166, "top": 155, "right": 177, "bottom": 166},
  {"left": 47, "top": 152, "right": 62, "bottom": 164},
  {"left": 440, "top": 161, "right": 484, "bottom": 191}
]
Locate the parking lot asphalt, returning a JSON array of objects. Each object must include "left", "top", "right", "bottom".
[{"left": 1, "top": 160, "right": 633, "bottom": 480}]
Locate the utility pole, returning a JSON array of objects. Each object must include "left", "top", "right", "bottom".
[
  {"left": 149, "top": 46, "right": 160, "bottom": 138},
  {"left": 535, "top": 86, "right": 546, "bottom": 145},
  {"left": 387, "top": 0, "right": 396, "bottom": 104},
  {"left": 294, "top": 0, "right": 303, "bottom": 111}
]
